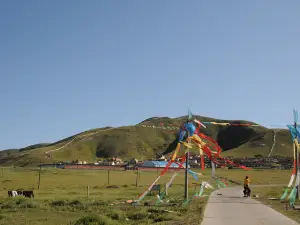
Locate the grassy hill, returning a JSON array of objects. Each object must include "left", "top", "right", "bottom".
[{"left": 0, "top": 115, "right": 294, "bottom": 167}]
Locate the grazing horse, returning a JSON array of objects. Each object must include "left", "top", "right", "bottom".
[
  {"left": 7, "top": 190, "right": 18, "bottom": 197},
  {"left": 8, "top": 190, "right": 34, "bottom": 198},
  {"left": 22, "top": 190, "right": 34, "bottom": 198}
]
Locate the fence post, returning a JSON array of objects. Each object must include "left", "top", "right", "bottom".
[
  {"left": 136, "top": 168, "right": 139, "bottom": 187},
  {"left": 87, "top": 186, "right": 90, "bottom": 199},
  {"left": 37, "top": 164, "right": 41, "bottom": 190}
]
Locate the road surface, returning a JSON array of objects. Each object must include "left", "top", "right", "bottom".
[{"left": 201, "top": 187, "right": 299, "bottom": 225}]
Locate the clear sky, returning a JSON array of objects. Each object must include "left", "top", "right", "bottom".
[{"left": 0, "top": 1, "right": 300, "bottom": 149}]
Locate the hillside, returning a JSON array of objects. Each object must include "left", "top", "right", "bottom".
[{"left": 0, "top": 115, "right": 294, "bottom": 167}]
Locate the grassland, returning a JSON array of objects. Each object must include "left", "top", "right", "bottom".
[
  {"left": 0, "top": 166, "right": 298, "bottom": 225},
  {"left": 0, "top": 167, "right": 215, "bottom": 225}
]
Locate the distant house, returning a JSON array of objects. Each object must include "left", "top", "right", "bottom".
[
  {"left": 112, "top": 157, "right": 123, "bottom": 164},
  {"left": 129, "top": 158, "right": 139, "bottom": 164},
  {"left": 140, "top": 161, "right": 190, "bottom": 168},
  {"left": 158, "top": 155, "right": 167, "bottom": 161},
  {"left": 103, "top": 161, "right": 115, "bottom": 166}
]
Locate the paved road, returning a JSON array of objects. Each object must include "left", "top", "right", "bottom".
[{"left": 201, "top": 187, "right": 299, "bottom": 225}]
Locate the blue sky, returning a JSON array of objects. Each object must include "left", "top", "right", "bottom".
[{"left": 0, "top": 1, "right": 300, "bottom": 149}]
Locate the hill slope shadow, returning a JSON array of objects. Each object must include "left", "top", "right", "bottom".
[{"left": 216, "top": 126, "right": 264, "bottom": 151}]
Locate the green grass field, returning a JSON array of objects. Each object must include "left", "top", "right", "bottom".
[
  {"left": 0, "top": 167, "right": 297, "bottom": 225},
  {"left": 0, "top": 167, "right": 215, "bottom": 225}
]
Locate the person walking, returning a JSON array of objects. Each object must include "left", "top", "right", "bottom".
[{"left": 243, "top": 176, "right": 251, "bottom": 197}]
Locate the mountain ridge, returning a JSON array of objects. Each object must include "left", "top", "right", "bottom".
[{"left": 0, "top": 115, "right": 293, "bottom": 167}]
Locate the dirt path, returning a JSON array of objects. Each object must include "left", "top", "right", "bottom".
[{"left": 201, "top": 186, "right": 299, "bottom": 225}]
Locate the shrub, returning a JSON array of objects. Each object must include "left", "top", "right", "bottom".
[
  {"left": 50, "top": 200, "right": 66, "bottom": 207},
  {"left": 127, "top": 212, "right": 147, "bottom": 220},
  {"left": 72, "top": 215, "right": 115, "bottom": 225},
  {"left": 69, "top": 200, "right": 81, "bottom": 206},
  {"left": 106, "top": 209, "right": 125, "bottom": 220},
  {"left": 89, "top": 200, "right": 106, "bottom": 206},
  {"left": 50, "top": 199, "right": 86, "bottom": 210},
  {"left": 0, "top": 198, "right": 39, "bottom": 209},
  {"left": 19, "top": 200, "right": 39, "bottom": 208},
  {"left": 152, "top": 214, "right": 174, "bottom": 222}
]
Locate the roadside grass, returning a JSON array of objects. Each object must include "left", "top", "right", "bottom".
[
  {"left": 216, "top": 168, "right": 291, "bottom": 185},
  {"left": 0, "top": 167, "right": 212, "bottom": 225},
  {"left": 250, "top": 185, "right": 300, "bottom": 224}
]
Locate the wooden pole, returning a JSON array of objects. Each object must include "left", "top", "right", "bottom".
[
  {"left": 296, "top": 140, "right": 299, "bottom": 200},
  {"left": 184, "top": 149, "right": 189, "bottom": 200},
  {"left": 135, "top": 168, "right": 139, "bottom": 187},
  {"left": 295, "top": 119, "right": 299, "bottom": 200},
  {"left": 38, "top": 164, "right": 41, "bottom": 190},
  {"left": 165, "top": 183, "right": 168, "bottom": 196}
]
